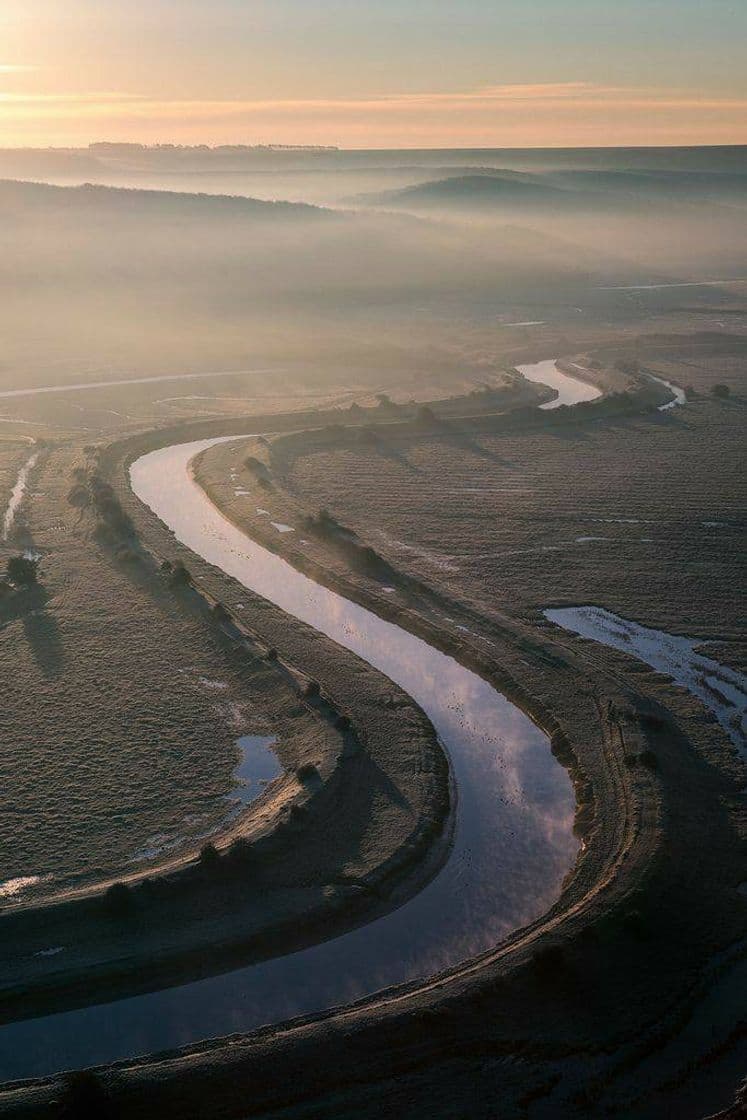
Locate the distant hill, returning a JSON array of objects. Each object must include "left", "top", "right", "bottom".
[
  {"left": 349, "top": 173, "right": 574, "bottom": 210},
  {"left": 349, "top": 167, "right": 747, "bottom": 214},
  {"left": 0, "top": 178, "right": 328, "bottom": 221}
]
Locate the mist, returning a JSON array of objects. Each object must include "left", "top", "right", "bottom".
[{"left": 0, "top": 145, "right": 744, "bottom": 405}]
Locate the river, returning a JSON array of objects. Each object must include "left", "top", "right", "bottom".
[
  {"left": 0, "top": 436, "right": 576, "bottom": 1080},
  {"left": 517, "top": 359, "right": 602, "bottom": 409}
]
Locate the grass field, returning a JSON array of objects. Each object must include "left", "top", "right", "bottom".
[
  {"left": 273, "top": 373, "right": 745, "bottom": 666},
  {"left": 0, "top": 443, "right": 343, "bottom": 903}
]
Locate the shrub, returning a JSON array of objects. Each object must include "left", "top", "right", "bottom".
[
  {"left": 711, "top": 383, "right": 731, "bottom": 399},
  {"left": 335, "top": 714, "right": 352, "bottom": 732},
  {"left": 199, "top": 842, "right": 221, "bottom": 868},
  {"left": 7, "top": 554, "right": 38, "bottom": 586},
  {"left": 359, "top": 545, "right": 384, "bottom": 572},
  {"left": 169, "top": 562, "right": 191, "bottom": 586},
  {"left": 639, "top": 750, "right": 658, "bottom": 771},
  {"left": 297, "top": 762, "right": 319, "bottom": 783},
  {"left": 266, "top": 647, "right": 278, "bottom": 661},
  {"left": 303, "top": 679, "right": 321, "bottom": 699}
]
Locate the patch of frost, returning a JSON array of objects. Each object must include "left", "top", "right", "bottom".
[
  {"left": 647, "top": 373, "right": 686, "bottom": 411},
  {"left": 545, "top": 606, "right": 746, "bottom": 755},
  {"left": 0, "top": 876, "right": 43, "bottom": 900}
]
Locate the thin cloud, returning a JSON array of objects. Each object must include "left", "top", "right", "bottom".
[
  {"left": 2, "top": 82, "right": 745, "bottom": 114},
  {"left": 0, "top": 82, "right": 744, "bottom": 147}
]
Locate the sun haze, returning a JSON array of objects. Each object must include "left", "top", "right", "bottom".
[{"left": 0, "top": 0, "right": 745, "bottom": 147}]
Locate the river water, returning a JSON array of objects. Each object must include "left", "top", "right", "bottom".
[
  {"left": 545, "top": 606, "right": 746, "bottom": 756},
  {"left": 517, "top": 359, "right": 602, "bottom": 409},
  {"left": 1, "top": 449, "right": 38, "bottom": 541},
  {"left": 0, "top": 436, "right": 576, "bottom": 1080}
]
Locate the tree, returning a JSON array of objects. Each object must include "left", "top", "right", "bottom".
[
  {"left": 711, "top": 383, "right": 731, "bottom": 399},
  {"left": 7, "top": 554, "right": 38, "bottom": 587}
]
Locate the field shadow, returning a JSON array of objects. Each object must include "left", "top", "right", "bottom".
[
  {"left": 0, "top": 583, "right": 65, "bottom": 677},
  {"left": 370, "top": 437, "right": 422, "bottom": 474},
  {"left": 414, "top": 421, "right": 516, "bottom": 467},
  {"left": 531, "top": 421, "right": 593, "bottom": 444},
  {"left": 22, "top": 596, "right": 64, "bottom": 678}
]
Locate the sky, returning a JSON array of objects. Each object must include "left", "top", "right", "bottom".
[{"left": 0, "top": 0, "right": 745, "bottom": 149}]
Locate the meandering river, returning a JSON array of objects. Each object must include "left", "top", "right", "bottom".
[
  {"left": 517, "top": 359, "right": 602, "bottom": 409},
  {"left": 0, "top": 436, "right": 577, "bottom": 1080}
]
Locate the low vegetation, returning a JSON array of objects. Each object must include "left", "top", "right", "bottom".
[
  {"left": 68, "top": 470, "right": 136, "bottom": 547},
  {"left": 302, "top": 508, "right": 396, "bottom": 580}
]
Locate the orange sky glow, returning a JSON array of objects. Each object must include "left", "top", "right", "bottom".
[{"left": 0, "top": 83, "right": 745, "bottom": 149}]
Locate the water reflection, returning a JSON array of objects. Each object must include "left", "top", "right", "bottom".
[
  {"left": 232, "top": 735, "right": 280, "bottom": 807},
  {"left": 2, "top": 449, "right": 38, "bottom": 540},
  {"left": 518, "top": 359, "right": 602, "bottom": 410},
  {"left": 546, "top": 606, "right": 746, "bottom": 754},
  {"left": 0, "top": 438, "right": 575, "bottom": 1080}
]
